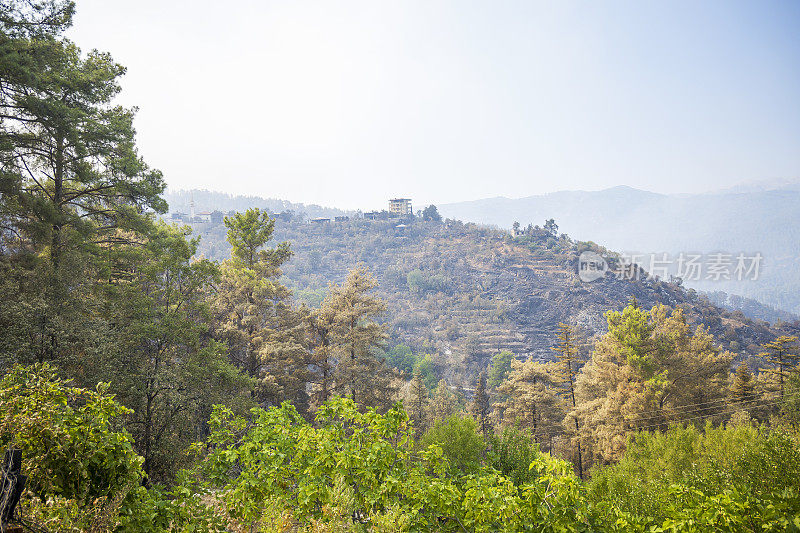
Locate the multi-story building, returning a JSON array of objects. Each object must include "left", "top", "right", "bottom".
[{"left": 389, "top": 198, "right": 412, "bottom": 217}]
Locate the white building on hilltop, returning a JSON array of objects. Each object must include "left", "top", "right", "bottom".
[{"left": 389, "top": 198, "right": 412, "bottom": 217}]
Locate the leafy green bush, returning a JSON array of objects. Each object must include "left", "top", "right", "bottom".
[
  {"left": 406, "top": 268, "right": 451, "bottom": 295},
  {"left": 384, "top": 344, "right": 416, "bottom": 374},
  {"left": 0, "top": 365, "right": 220, "bottom": 532},
  {"left": 192, "top": 397, "right": 597, "bottom": 531},
  {"left": 420, "top": 415, "right": 486, "bottom": 477},
  {"left": 587, "top": 422, "right": 800, "bottom": 531},
  {"left": 0, "top": 364, "right": 143, "bottom": 528},
  {"left": 412, "top": 354, "right": 438, "bottom": 390},
  {"left": 6, "top": 366, "right": 797, "bottom": 532},
  {"left": 487, "top": 425, "right": 541, "bottom": 486}
]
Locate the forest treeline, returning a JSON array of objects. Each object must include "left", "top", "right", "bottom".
[{"left": 1, "top": 1, "right": 799, "bottom": 531}]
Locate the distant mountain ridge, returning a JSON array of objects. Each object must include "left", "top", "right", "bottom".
[
  {"left": 164, "top": 189, "right": 352, "bottom": 220},
  {"left": 439, "top": 184, "right": 800, "bottom": 315}
]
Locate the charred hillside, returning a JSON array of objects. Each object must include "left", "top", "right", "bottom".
[{"left": 193, "top": 216, "right": 800, "bottom": 386}]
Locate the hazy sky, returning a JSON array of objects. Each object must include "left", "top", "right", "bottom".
[{"left": 68, "top": 1, "right": 800, "bottom": 210}]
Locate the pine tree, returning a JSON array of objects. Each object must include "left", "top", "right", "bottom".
[
  {"left": 552, "top": 322, "right": 585, "bottom": 479},
  {"left": 429, "top": 379, "right": 459, "bottom": 421},
  {"left": 406, "top": 370, "right": 430, "bottom": 433},
  {"left": 469, "top": 371, "right": 492, "bottom": 439},
  {"left": 729, "top": 362, "right": 757, "bottom": 405},
  {"left": 307, "top": 302, "right": 337, "bottom": 412},
  {"left": 108, "top": 222, "right": 250, "bottom": 482},
  {"left": 497, "top": 359, "right": 563, "bottom": 448},
  {"left": 324, "top": 267, "right": 396, "bottom": 409},
  {"left": 0, "top": 7, "right": 165, "bottom": 367},
  {"left": 213, "top": 208, "right": 307, "bottom": 408},
  {"left": 487, "top": 350, "right": 513, "bottom": 389},
  {"left": 759, "top": 335, "right": 800, "bottom": 399},
  {"left": 574, "top": 303, "right": 731, "bottom": 462}
]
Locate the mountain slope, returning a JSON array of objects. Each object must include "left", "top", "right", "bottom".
[
  {"left": 192, "top": 217, "right": 799, "bottom": 386},
  {"left": 439, "top": 185, "right": 800, "bottom": 314}
]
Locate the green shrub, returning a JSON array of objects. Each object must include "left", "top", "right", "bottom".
[
  {"left": 487, "top": 426, "right": 541, "bottom": 486},
  {"left": 587, "top": 422, "right": 800, "bottom": 531},
  {"left": 0, "top": 365, "right": 221, "bottom": 532},
  {"left": 420, "top": 414, "right": 486, "bottom": 477},
  {"left": 0, "top": 364, "right": 144, "bottom": 525}
]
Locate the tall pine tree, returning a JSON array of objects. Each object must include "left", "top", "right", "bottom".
[
  {"left": 759, "top": 335, "right": 799, "bottom": 399},
  {"left": 552, "top": 322, "right": 585, "bottom": 479},
  {"left": 469, "top": 371, "right": 492, "bottom": 439},
  {"left": 324, "top": 267, "right": 396, "bottom": 409},
  {"left": 213, "top": 208, "right": 308, "bottom": 408}
]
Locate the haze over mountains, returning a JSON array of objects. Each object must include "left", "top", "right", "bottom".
[
  {"left": 165, "top": 179, "right": 800, "bottom": 317},
  {"left": 440, "top": 181, "right": 800, "bottom": 316}
]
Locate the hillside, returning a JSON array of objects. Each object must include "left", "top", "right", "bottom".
[
  {"left": 164, "top": 189, "right": 352, "bottom": 220},
  {"left": 439, "top": 184, "right": 800, "bottom": 315},
  {"left": 192, "top": 216, "right": 800, "bottom": 386}
]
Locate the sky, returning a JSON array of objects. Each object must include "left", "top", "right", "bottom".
[{"left": 67, "top": 1, "right": 800, "bottom": 211}]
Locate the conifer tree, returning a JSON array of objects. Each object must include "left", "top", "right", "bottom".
[
  {"left": 108, "top": 222, "right": 250, "bottom": 482},
  {"left": 307, "top": 302, "right": 337, "bottom": 411},
  {"left": 759, "top": 335, "right": 800, "bottom": 399},
  {"left": 469, "top": 371, "right": 492, "bottom": 439},
  {"left": 213, "top": 208, "right": 307, "bottom": 407},
  {"left": 429, "top": 379, "right": 459, "bottom": 421},
  {"left": 487, "top": 350, "right": 513, "bottom": 389},
  {"left": 574, "top": 303, "right": 731, "bottom": 462},
  {"left": 552, "top": 322, "right": 585, "bottom": 479},
  {"left": 406, "top": 370, "right": 430, "bottom": 433},
  {"left": 0, "top": 4, "right": 165, "bottom": 367},
  {"left": 324, "top": 267, "right": 395, "bottom": 409},
  {"left": 729, "top": 362, "right": 757, "bottom": 405},
  {"left": 497, "top": 359, "right": 563, "bottom": 448}
]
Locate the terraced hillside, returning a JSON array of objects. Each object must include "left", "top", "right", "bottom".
[{"left": 193, "top": 217, "right": 800, "bottom": 386}]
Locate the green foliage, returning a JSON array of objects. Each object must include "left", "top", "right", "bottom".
[
  {"left": 576, "top": 303, "right": 732, "bottom": 462},
  {"left": 194, "top": 398, "right": 443, "bottom": 529},
  {"left": 5, "top": 365, "right": 799, "bottom": 532},
  {"left": 3, "top": 7, "right": 800, "bottom": 529},
  {"left": 384, "top": 345, "right": 438, "bottom": 389},
  {"left": 604, "top": 304, "right": 656, "bottom": 374},
  {"left": 406, "top": 268, "right": 451, "bottom": 295},
  {"left": 780, "top": 373, "right": 800, "bottom": 428},
  {"left": 412, "top": 353, "right": 438, "bottom": 390},
  {"left": 385, "top": 343, "right": 415, "bottom": 374},
  {"left": 215, "top": 206, "right": 304, "bottom": 410},
  {"left": 422, "top": 204, "right": 442, "bottom": 222},
  {"left": 487, "top": 425, "right": 541, "bottom": 486},
  {"left": 0, "top": 4, "right": 166, "bottom": 369},
  {"left": 0, "top": 364, "right": 142, "bottom": 507},
  {"left": 107, "top": 221, "right": 253, "bottom": 482},
  {"left": 421, "top": 414, "right": 486, "bottom": 477},
  {"left": 587, "top": 422, "right": 800, "bottom": 530},
  {"left": 224, "top": 208, "right": 290, "bottom": 268},
  {"left": 0, "top": 364, "right": 224, "bottom": 532},
  {"left": 117, "top": 474, "right": 226, "bottom": 533},
  {"left": 192, "top": 396, "right": 598, "bottom": 531},
  {"left": 487, "top": 350, "right": 513, "bottom": 389},
  {"left": 320, "top": 267, "right": 395, "bottom": 409},
  {"left": 292, "top": 284, "right": 328, "bottom": 308}
]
